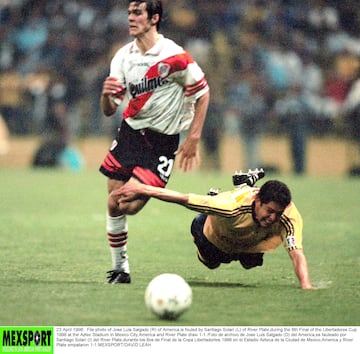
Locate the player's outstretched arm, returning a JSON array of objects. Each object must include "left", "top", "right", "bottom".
[
  {"left": 112, "top": 183, "right": 189, "bottom": 206},
  {"left": 289, "top": 249, "right": 316, "bottom": 290}
]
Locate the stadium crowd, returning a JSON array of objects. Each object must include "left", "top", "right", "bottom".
[{"left": 0, "top": 0, "right": 359, "bottom": 172}]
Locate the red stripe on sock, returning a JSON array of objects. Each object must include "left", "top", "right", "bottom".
[
  {"left": 107, "top": 232, "right": 128, "bottom": 237},
  {"left": 107, "top": 232, "right": 128, "bottom": 248}
]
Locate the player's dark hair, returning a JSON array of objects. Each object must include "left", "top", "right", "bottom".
[
  {"left": 128, "top": 0, "right": 163, "bottom": 30},
  {"left": 258, "top": 180, "right": 291, "bottom": 210}
]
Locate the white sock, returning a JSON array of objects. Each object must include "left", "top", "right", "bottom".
[{"left": 106, "top": 214, "right": 130, "bottom": 273}]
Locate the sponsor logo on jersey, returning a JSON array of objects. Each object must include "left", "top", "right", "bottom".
[
  {"left": 158, "top": 63, "right": 171, "bottom": 78},
  {"left": 129, "top": 76, "right": 169, "bottom": 99},
  {"left": 129, "top": 61, "right": 171, "bottom": 100}
]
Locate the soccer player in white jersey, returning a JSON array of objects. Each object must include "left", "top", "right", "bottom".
[
  {"left": 112, "top": 170, "right": 315, "bottom": 290},
  {"left": 100, "top": 0, "right": 210, "bottom": 283}
]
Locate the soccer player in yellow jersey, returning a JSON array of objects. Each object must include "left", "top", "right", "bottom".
[{"left": 112, "top": 170, "right": 314, "bottom": 289}]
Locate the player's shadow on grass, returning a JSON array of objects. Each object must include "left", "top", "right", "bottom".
[
  {"left": 16, "top": 279, "right": 100, "bottom": 285},
  {"left": 188, "top": 280, "right": 255, "bottom": 288}
]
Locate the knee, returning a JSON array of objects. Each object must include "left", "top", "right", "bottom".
[
  {"left": 108, "top": 195, "right": 120, "bottom": 216},
  {"left": 108, "top": 195, "right": 146, "bottom": 216},
  {"left": 108, "top": 201, "right": 139, "bottom": 216},
  {"left": 119, "top": 203, "right": 140, "bottom": 215}
]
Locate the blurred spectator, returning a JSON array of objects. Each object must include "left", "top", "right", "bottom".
[
  {"left": 300, "top": 51, "right": 324, "bottom": 94},
  {"left": 0, "top": 113, "right": 10, "bottom": 155},
  {"left": 322, "top": 49, "right": 359, "bottom": 117},
  {"left": 273, "top": 84, "right": 314, "bottom": 174},
  {"left": 261, "top": 35, "right": 303, "bottom": 93},
  {"left": 78, "top": 52, "right": 109, "bottom": 136},
  {"left": 0, "top": 66, "right": 31, "bottom": 134},
  {"left": 0, "top": 0, "right": 359, "bottom": 176},
  {"left": 167, "top": 0, "right": 197, "bottom": 44},
  {"left": 32, "top": 100, "right": 68, "bottom": 167},
  {"left": 32, "top": 70, "right": 82, "bottom": 169},
  {"left": 201, "top": 100, "right": 223, "bottom": 170},
  {"left": 25, "top": 66, "right": 51, "bottom": 133},
  {"left": 307, "top": 0, "right": 339, "bottom": 34},
  {"left": 11, "top": 7, "right": 48, "bottom": 55},
  {"left": 342, "top": 74, "right": 360, "bottom": 122},
  {"left": 226, "top": 68, "right": 269, "bottom": 170},
  {"left": 336, "top": 1, "right": 360, "bottom": 36},
  {"left": 323, "top": 71, "right": 350, "bottom": 106},
  {"left": 341, "top": 73, "right": 360, "bottom": 175},
  {"left": 297, "top": 50, "right": 334, "bottom": 135}
]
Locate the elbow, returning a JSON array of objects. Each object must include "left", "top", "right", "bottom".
[
  {"left": 103, "top": 109, "right": 116, "bottom": 117},
  {"left": 101, "top": 96, "right": 117, "bottom": 117}
]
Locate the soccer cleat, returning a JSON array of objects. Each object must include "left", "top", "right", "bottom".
[
  {"left": 107, "top": 270, "right": 131, "bottom": 284},
  {"left": 207, "top": 188, "right": 219, "bottom": 196},
  {"left": 232, "top": 168, "right": 265, "bottom": 187}
]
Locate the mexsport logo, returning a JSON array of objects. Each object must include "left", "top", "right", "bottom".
[{"left": 0, "top": 327, "right": 53, "bottom": 353}]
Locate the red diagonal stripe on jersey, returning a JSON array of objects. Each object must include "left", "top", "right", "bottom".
[
  {"left": 123, "top": 92, "right": 152, "bottom": 119},
  {"left": 123, "top": 53, "right": 194, "bottom": 119}
]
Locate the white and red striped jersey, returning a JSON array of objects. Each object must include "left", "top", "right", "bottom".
[{"left": 109, "top": 34, "right": 209, "bottom": 135}]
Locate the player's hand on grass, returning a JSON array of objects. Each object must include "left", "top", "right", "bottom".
[{"left": 300, "top": 281, "right": 318, "bottom": 290}]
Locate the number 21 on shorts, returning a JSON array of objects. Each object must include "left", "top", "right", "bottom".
[{"left": 157, "top": 156, "right": 174, "bottom": 179}]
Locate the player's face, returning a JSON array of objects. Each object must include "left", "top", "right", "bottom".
[
  {"left": 128, "top": 2, "right": 154, "bottom": 37},
  {"left": 254, "top": 199, "right": 284, "bottom": 228}
]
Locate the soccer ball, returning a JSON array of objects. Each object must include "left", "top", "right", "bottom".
[{"left": 145, "top": 273, "right": 192, "bottom": 320}]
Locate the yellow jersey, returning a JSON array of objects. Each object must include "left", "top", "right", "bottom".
[{"left": 187, "top": 185, "right": 303, "bottom": 254}]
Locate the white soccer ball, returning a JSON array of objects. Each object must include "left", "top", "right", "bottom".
[{"left": 145, "top": 273, "right": 192, "bottom": 320}]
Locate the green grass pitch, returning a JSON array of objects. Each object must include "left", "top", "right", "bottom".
[{"left": 0, "top": 168, "right": 359, "bottom": 326}]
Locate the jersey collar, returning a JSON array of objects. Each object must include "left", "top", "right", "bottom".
[{"left": 131, "top": 34, "right": 164, "bottom": 55}]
